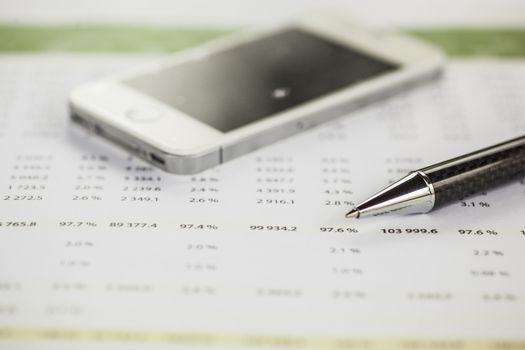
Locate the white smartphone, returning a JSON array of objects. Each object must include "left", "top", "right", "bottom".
[{"left": 69, "top": 13, "right": 444, "bottom": 174}]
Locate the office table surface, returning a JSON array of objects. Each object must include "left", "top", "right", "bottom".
[{"left": 0, "top": 22, "right": 524, "bottom": 350}]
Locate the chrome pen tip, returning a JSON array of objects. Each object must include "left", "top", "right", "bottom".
[{"left": 345, "top": 208, "right": 360, "bottom": 219}]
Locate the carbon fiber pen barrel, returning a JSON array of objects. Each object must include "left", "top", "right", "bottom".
[
  {"left": 420, "top": 135, "right": 525, "bottom": 210},
  {"left": 346, "top": 135, "right": 525, "bottom": 219}
]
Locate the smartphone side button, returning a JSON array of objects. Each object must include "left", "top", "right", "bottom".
[
  {"left": 125, "top": 107, "right": 163, "bottom": 122},
  {"left": 296, "top": 121, "right": 307, "bottom": 130}
]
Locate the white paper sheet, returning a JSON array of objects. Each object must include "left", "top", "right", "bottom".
[{"left": 0, "top": 55, "right": 524, "bottom": 349}]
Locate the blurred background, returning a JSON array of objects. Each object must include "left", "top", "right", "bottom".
[{"left": 1, "top": 0, "right": 524, "bottom": 27}]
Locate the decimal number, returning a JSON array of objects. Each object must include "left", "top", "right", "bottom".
[
  {"left": 109, "top": 222, "right": 157, "bottom": 228},
  {"left": 9, "top": 185, "right": 45, "bottom": 191},
  {"left": 120, "top": 196, "right": 158, "bottom": 202},
  {"left": 381, "top": 228, "right": 438, "bottom": 234},
  {"left": 256, "top": 199, "right": 295, "bottom": 205},
  {"left": 249, "top": 225, "right": 297, "bottom": 232},
  {"left": 125, "top": 176, "right": 162, "bottom": 182},
  {"left": 122, "top": 186, "right": 161, "bottom": 192},
  {"left": 0, "top": 221, "right": 37, "bottom": 227},
  {"left": 3, "top": 195, "right": 43, "bottom": 201},
  {"left": 0, "top": 304, "right": 17, "bottom": 315},
  {"left": 256, "top": 188, "right": 295, "bottom": 194},
  {"left": 10, "top": 175, "right": 48, "bottom": 180}
]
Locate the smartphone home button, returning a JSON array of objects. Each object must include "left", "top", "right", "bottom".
[{"left": 125, "top": 107, "right": 163, "bottom": 122}]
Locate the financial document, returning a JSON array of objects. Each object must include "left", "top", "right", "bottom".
[{"left": 0, "top": 55, "right": 524, "bottom": 349}]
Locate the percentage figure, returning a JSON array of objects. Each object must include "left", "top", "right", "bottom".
[
  {"left": 330, "top": 247, "right": 361, "bottom": 254},
  {"left": 66, "top": 241, "right": 94, "bottom": 247},
  {"left": 59, "top": 221, "right": 98, "bottom": 228},
  {"left": 187, "top": 244, "right": 218, "bottom": 251},
  {"left": 460, "top": 201, "right": 491, "bottom": 208},
  {"left": 458, "top": 229, "right": 499, "bottom": 235},
  {"left": 474, "top": 250, "right": 504, "bottom": 256},
  {"left": 320, "top": 227, "right": 359, "bottom": 233},
  {"left": 180, "top": 224, "right": 219, "bottom": 230},
  {"left": 190, "top": 197, "right": 219, "bottom": 203}
]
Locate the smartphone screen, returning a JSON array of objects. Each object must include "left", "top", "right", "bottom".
[{"left": 125, "top": 28, "right": 399, "bottom": 132}]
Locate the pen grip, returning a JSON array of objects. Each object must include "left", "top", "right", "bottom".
[{"left": 422, "top": 136, "right": 525, "bottom": 209}]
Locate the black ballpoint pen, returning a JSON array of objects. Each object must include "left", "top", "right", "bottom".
[{"left": 346, "top": 135, "right": 525, "bottom": 219}]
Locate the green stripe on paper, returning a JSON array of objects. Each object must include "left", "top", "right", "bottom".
[
  {"left": 410, "top": 28, "right": 525, "bottom": 57},
  {"left": 0, "top": 24, "right": 524, "bottom": 57},
  {"left": 0, "top": 25, "right": 232, "bottom": 53}
]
